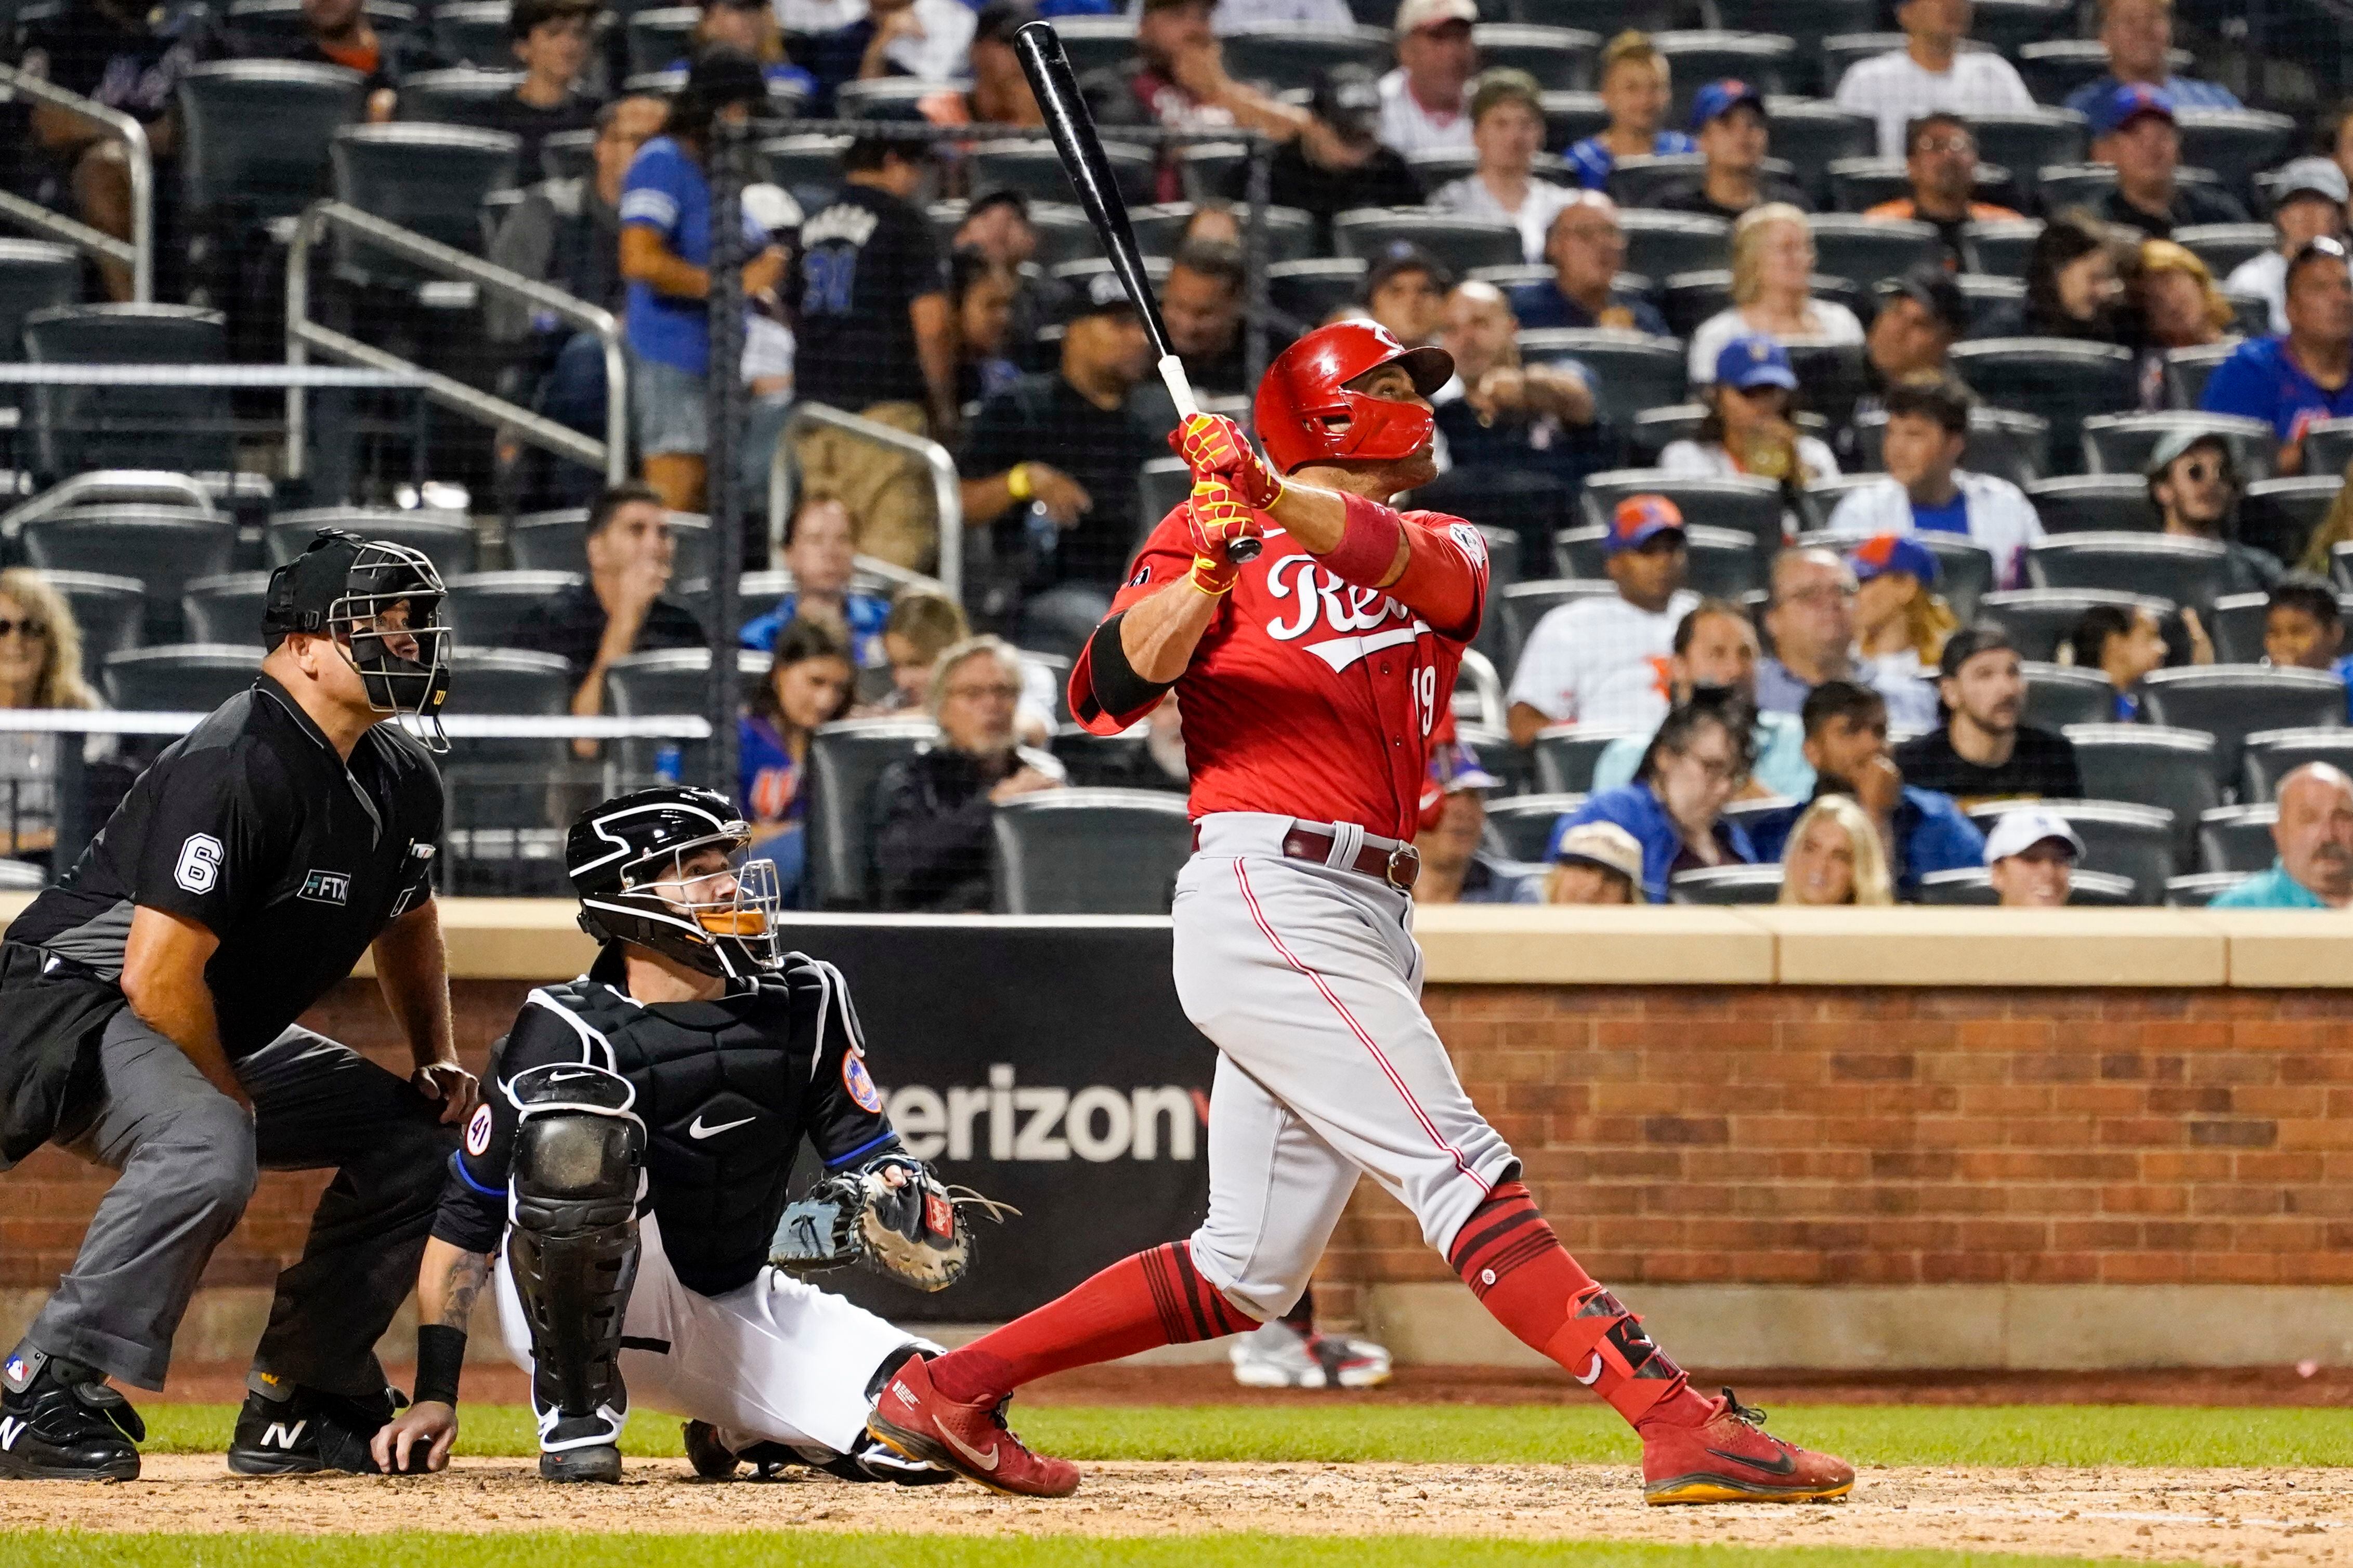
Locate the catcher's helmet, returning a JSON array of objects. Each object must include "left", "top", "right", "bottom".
[
  {"left": 566, "top": 786, "right": 784, "bottom": 979},
  {"left": 1252, "top": 319, "right": 1453, "bottom": 477},
  {"left": 262, "top": 529, "right": 452, "bottom": 749}
]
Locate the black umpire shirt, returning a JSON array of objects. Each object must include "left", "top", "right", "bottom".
[
  {"left": 512, "top": 579, "right": 707, "bottom": 683},
  {"left": 962, "top": 371, "right": 1160, "bottom": 591},
  {"left": 9, "top": 675, "right": 443, "bottom": 1060}
]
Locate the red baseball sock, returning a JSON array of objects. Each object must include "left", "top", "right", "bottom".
[
  {"left": 1447, "top": 1181, "right": 1711, "bottom": 1430},
  {"left": 926, "top": 1242, "right": 1253, "bottom": 1405}
]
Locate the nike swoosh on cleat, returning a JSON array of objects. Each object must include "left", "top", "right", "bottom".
[
  {"left": 1706, "top": 1446, "right": 1797, "bottom": 1476},
  {"left": 935, "top": 1422, "right": 1000, "bottom": 1473}
]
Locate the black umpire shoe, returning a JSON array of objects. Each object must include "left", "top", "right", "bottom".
[
  {"left": 539, "top": 1414, "right": 622, "bottom": 1483},
  {"left": 227, "top": 1383, "right": 400, "bottom": 1475},
  {"left": 0, "top": 1352, "right": 143, "bottom": 1481}
]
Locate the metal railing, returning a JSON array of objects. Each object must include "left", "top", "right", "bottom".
[
  {"left": 284, "top": 199, "right": 630, "bottom": 487},
  {"left": 773, "top": 401, "right": 964, "bottom": 607},
  {"left": 0, "top": 63, "right": 153, "bottom": 302}
]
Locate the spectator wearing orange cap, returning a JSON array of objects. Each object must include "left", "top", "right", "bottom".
[
  {"left": 1505, "top": 496, "right": 1700, "bottom": 744},
  {"left": 1847, "top": 534, "right": 1951, "bottom": 733}
]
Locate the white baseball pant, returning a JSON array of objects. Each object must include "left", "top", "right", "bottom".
[
  {"left": 1174, "top": 812, "right": 1519, "bottom": 1321},
  {"left": 494, "top": 1212, "right": 939, "bottom": 1459}
]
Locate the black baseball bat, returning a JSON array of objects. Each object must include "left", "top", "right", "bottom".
[{"left": 1012, "top": 19, "right": 1261, "bottom": 562}]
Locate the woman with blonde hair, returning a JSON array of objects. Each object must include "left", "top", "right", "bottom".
[
  {"left": 1685, "top": 203, "right": 1865, "bottom": 387},
  {"left": 2298, "top": 456, "right": 2353, "bottom": 575},
  {"left": 2136, "top": 238, "right": 2235, "bottom": 407},
  {"left": 0, "top": 567, "right": 105, "bottom": 861},
  {"left": 1777, "top": 793, "right": 1894, "bottom": 907}
]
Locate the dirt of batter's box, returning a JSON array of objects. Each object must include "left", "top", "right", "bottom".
[{"left": 7, "top": 1459, "right": 2350, "bottom": 1562}]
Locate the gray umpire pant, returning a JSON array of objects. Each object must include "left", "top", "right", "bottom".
[{"left": 22, "top": 1009, "right": 456, "bottom": 1394}]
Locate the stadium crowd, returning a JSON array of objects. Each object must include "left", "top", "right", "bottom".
[{"left": 9, "top": 0, "right": 2353, "bottom": 913}]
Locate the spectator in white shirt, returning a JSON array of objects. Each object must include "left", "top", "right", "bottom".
[
  {"left": 1377, "top": 0, "right": 1478, "bottom": 157},
  {"left": 1824, "top": 375, "right": 2044, "bottom": 588},
  {"left": 785, "top": 0, "right": 974, "bottom": 83},
  {"left": 1685, "top": 203, "right": 1866, "bottom": 388},
  {"left": 1662, "top": 333, "right": 1842, "bottom": 495},
  {"left": 2228, "top": 157, "right": 2350, "bottom": 337},
  {"left": 1505, "top": 494, "right": 1700, "bottom": 743},
  {"left": 1429, "top": 69, "right": 1578, "bottom": 264},
  {"left": 1833, "top": 0, "right": 2034, "bottom": 160}
]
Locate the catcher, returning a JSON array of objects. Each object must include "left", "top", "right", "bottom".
[{"left": 370, "top": 786, "right": 975, "bottom": 1484}]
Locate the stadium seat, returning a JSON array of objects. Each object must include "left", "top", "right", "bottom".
[
  {"left": 397, "top": 68, "right": 524, "bottom": 127},
  {"left": 441, "top": 649, "right": 573, "bottom": 783},
  {"left": 25, "top": 511, "right": 236, "bottom": 643},
  {"left": 2064, "top": 723, "right": 2221, "bottom": 866},
  {"left": 2022, "top": 475, "right": 2158, "bottom": 534},
  {"left": 1658, "top": 272, "right": 1734, "bottom": 340},
  {"left": 1650, "top": 33, "right": 1793, "bottom": 122},
  {"left": 1579, "top": 470, "right": 1782, "bottom": 568},
  {"left": 182, "top": 572, "right": 271, "bottom": 645},
  {"left": 538, "top": 128, "right": 595, "bottom": 185},
  {"left": 2206, "top": 591, "right": 2268, "bottom": 664},
  {"left": 835, "top": 80, "right": 950, "bottom": 120},
  {"left": 1956, "top": 274, "right": 2027, "bottom": 331},
  {"left": 2164, "top": 871, "right": 2243, "bottom": 905},
  {"left": 1049, "top": 724, "right": 1150, "bottom": 789},
  {"left": 1782, "top": 339, "right": 1873, "bottom": 432},
  {"left": 2162, "top": 343, "right": 2237, "bottom": 410},
  {"left": 1963, "top": 109, "right": 2090, "bottom": 185},
  {"left": 974, "top": 140, "right": 1155, "bottom": 208},
  {"left": 227, "top": 0, "right": 415, "bottom": 46},
  {"left": 1496, "top": 580, "right": 1617, "bottom": 669},
  {"left": 992, "top": 789, "right": 1194, "bottom": 914},
  {"left": 1629, "top": 404, "right": 1706, "bottom": 462},
  {"left": 104, "top": 644, "right": 264, "bottom": 712},
  {"left": 1518, "top": 333, "right": 1688, "bottom": 426},
  {"left": 2172, "top": 223, "right": 2278, "bottom": 282},
  {"left": 804, "top": 717, "right": 940, "bottom": 909},
  {"left": 1050, "top": 257, "right": 1174, "bottom": 296},
  {"left": 1173, "top": 140, "right": 1247, "bottom": 205},
  {"left": 2021, "top": 663, "right": 2115, "bottom": 729},
  {"left": 1618, "top": 210, "right": 1733, "bottom": 283},
  {"left": 1540, "top": 92, "right": 1611, "bottom": 153},
  {"left": 1334, "top": 210, "right": 1524, "bottom": 276},
  {"left": 1967, "top": 0, "right": 2072, "bottom": 54},
  {"left": 1474, "top": 24, "right": 1601, "bottom": 90},
  {"left": 1916, "top": 866, "right": 2137, "bottom": 904},
  {"left": 1486, "top": 794, "right": 1586, "bottom": 862},
  {"left": 625, "top": 7, "right": 699, "bottom": 74},
  {"left": 1808, "top": 215, "right": 1942, "bottom": 289},
  {"left": 2013, "top": 40, "right": 2120, "bottom": 103},
  {"left": 1670, "top": 864, "right": 1784, "bottom": 904},
  {"left": 1132, "top": 456, "right": 1191, "bottom": 547},
  {"left": 22, "top": 305, "right": 233, "bottom": 479},
  {"left": 331, "top": 125, "right": 520, "bottom": 284},
  {"left": 2139, "top": 665, "right": 2348, "bottom": 784},
  {"left": 1606, "top": 153, "right": 1704, "bottom": 209},
  {"left": 1456, "top": 648, "right": 1507, "bottom": 731},
  {"left": 1762, "top": 99, "right": 1877, "bottom": 199},
  {"left": 50, "top": 572, "right": 146, "bottom": 662},
  {"left": 1556, "top": 523, "right": 1761, "bottom": 596},
  {"left": 1977, "top": 588, "right": 2172, "bottom": 663},
  {"left": 2241, "top": 727, "right": 2353, "bottom": 802},
  {"left": 1960, "top": 219, "right": 2043, "bottom": 280},
  {"left": 605, "top": 647, "right": 769, "bottom": 776},
  {"left": 1221, "top": 23, "right": 1390, "bottom": 89},
  {"left": 1825, "top": 159, "right": 1913, "bottom": 214},
  {"left": 2176, "top": 109, "right": 2298, "bottom": 199},
  {"left": 1851, "top": 405, "right": 2048, "bottom": 487},
  {"left": 2027, "top": 534, "right": 2229, "bottom": 613},
  {"left": 2240, "top": 477, "right": 2339, "bottom": 565},
  {"left": 1049, "top": 16, "right": 1135, "bottom": 76},
  {"left": 1949, "top": 339, "right": 2136, "bottom": 473},
  {"left": 178, "top": 62, "right": 366, "bottom": 226},
  {"left": 1969, "top": 798, "right": 2174, "bottom": 903},
  {"left": 446, "top": 571, "right": 583, "bottom": 649},
  {"left": 1404, "top": 469, "right": 1553, "bottom": 592},
  {"left": 431, "top": 2, "right": 515, "bottom": 68},
  {"left": 2079, "top": 411, "right": 2276, "bottom": 482},
  {"left": 268, "top": 508, "right": 477, "bottom": 576},
  {"left": 505, "top": 508, "right": 713, "bottom": 579},
  {"left": 1208, "top": 204, "right": 1316, "bottom": 265},
  {"left": 1534, "top": 724, "right": 1642, "bottom": 794},
  {"left": 0, "top": 239, "right": 81, "bottom": 366},
  {"left": 2302, "top": 418, "right": 2353, "bottom": 482},
  {"left": 762, "top": 134, "right": 849, "bottom": 197},
  {"left": 2198, "top": 802, "right": 2276, "bottom": 874}
]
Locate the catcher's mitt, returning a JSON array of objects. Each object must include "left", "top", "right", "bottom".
[{"left": 768, "top": 1159, "right": 1014, "bottom": 1293}]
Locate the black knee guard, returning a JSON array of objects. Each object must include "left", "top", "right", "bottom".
[{"left": 503, "top": 1064, "right": 643, "bottom": 1450}]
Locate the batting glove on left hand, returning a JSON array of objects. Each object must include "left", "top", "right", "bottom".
[
  {"left": 1170, "top": 413, "right": 1282, "bottom": 510},
  {"left": 1185, "top": 477, "right": 1260, "bottom": 595}
]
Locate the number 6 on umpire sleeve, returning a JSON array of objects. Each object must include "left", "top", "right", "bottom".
[{"left": 174, "top": 833, "right": 225, "bottom": 895}]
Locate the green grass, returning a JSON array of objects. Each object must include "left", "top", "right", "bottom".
[
  {"left": 0, "top": 1536, "right": 2190, "bottom": 1568},
  {"left": 136, "top": 1402, "right": 2353, "bottom": 1468}
]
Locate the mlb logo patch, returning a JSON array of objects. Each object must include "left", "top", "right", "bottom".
[
  {"left": 4, "top": 1354, "right": 26, "bottom": 1385},
  {"left": 299, "top": 869, "right": 351, "bottom": 905}
]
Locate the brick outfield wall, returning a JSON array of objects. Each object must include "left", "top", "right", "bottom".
[{"left": 5, "top": 980, "right": 2351, "bottom": 1323}]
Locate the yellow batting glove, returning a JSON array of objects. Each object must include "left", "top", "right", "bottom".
[{"left": 1184, "top": 477, "right": 1260, "bottom": 595}]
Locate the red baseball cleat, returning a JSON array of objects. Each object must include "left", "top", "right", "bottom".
[
  {"left": 1640, "top": 1388, "right": 1855, "bottom": 1505},
  {"left": 865, "top": 1354, "right": 1080, "bottom": 1498}
]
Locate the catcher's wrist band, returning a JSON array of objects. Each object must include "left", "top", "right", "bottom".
[
  {"left": 414, "top": 1323, "right": 466, "bottom": 1408},
  {"left": 1008, "top": 462, "right": 1034, "bottom": 502}
]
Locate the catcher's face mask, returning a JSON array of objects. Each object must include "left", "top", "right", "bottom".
[{"left": 624, "top": 839, "right": 785, "bottom": 978}]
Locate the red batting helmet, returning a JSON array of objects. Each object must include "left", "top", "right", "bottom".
[{"left": 1253, "top": 320, "right": 1454, "bottom": 476}]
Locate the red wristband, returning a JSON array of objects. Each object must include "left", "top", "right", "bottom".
[{"left": 1316, "top": 491, "right": 1406, "bottom": 589}]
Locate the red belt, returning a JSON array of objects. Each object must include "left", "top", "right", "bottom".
[{"left": 1195, "top": 822, "right": 1421, "bottom": 891}]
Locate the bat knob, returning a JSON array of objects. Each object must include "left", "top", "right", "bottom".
[{"left": 1225, "top": 536, "right": 1263, "bottom": 564}]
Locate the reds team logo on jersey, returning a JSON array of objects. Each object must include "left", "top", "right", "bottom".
[{"left": 1261, "top": 552, "right": 1431, "bottom": 675}]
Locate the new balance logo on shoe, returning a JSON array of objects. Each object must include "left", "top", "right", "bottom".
[
  {"left": 262, "top": 1421, "right": 307, "bottom": 1450},
  {"left": 0, "top": 1416, "right": 25, "bottom": 1451}
]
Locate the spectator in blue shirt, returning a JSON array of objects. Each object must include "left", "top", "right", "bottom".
[
  {"left": 1746, "top": 680, "right": 1984, "bottom": 901},
  {"left": 1589, "top": 597, "right": 1816, "bottom": 800},
  {"left": 1509, "top": 193, "right": 1670, "bottom": 335},
  {"left": 619, "top": 48, "right": 788, "bottom": 512},
  {"left": 740, "top": 617, "right": 856, "bottom": 901},
  {"left": 2199, "top": 237, "right": 2353, "bottom": 475},
  {"left": 2260, "top": 576, "right": 2353, "bottom": 718},
  {"left": 741, "top": 496, "right": 891, "bottom": 664},
  {"left": 2062, "top": 0, "right": 2242, "bottom": 118},
  {"left": 2210, "top": 763, "right": 2353, "bottom": 908},
  {"left": 2067, "top": 601, "right": 2170, "bottom": 722},
  {"left": 1563, "top": 31, "right": 1695, "bottom": 190},
  {"left": 1552, "top": 693, "right": 1758, "bottom": 903}
]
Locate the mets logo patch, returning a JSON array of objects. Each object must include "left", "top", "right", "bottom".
[
  {"left": 465, "top": 1103, "right": 495, "bottom": 1157},
  {"left": 843, "top": 1054, "right": 883, "bottom": 1114}
]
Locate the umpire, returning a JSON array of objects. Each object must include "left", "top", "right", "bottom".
[{"left": 0, "top": 531, "right": 477, "bottom": 1481}]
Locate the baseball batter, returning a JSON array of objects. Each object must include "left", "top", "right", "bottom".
[{"left": 868, "top": 320, "right": 1854, "bottom": 1505}]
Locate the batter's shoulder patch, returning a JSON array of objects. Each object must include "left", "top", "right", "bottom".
[
  {"left": 1128, "top": 563, "right": 1152, "bottom": 587},
  {"left": 464, "top": 1102, "right": 495, "bottom": 1157},
  {"left": 1446, "top": 521, "right": 1489, "bottom": 566},
  {"left": 843, "top": 1053, "right": 884, "bottom": 1114}
]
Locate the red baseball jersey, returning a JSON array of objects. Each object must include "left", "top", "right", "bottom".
[{"left": 1069, "top": 504, "right": 1489, "bottom": 841}]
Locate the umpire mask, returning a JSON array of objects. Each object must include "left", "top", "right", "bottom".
[
  {"left": 263, "top": 531, "right": 453, "bottom": 752},
  {"left": 566, "top": 787, "right": 786, "bottom": 979}
]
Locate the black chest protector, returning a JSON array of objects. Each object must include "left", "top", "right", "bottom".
[{"left": 538, "top": 976, "right": 813, "bottom": 1297}]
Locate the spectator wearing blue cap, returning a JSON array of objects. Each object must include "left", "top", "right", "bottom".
[
  {"left": 1414, "top": 740, "right": 1540, "bottom": 904},
  {"left": 1563, "top": 31, "right": 1696, "bottom": 191},
  {"left": 1661, "top": 335, "right": 1842, "bottom": 526},
  {"left": 2063, "top": 0, "right": 2242, "bottom": 120},
  {"left": 1832, "top": 0, "right": 2034, "bottom": 161},
  {"left": 1652, "top": 82, "right": 1812, "bottom": 223},
  {"left": 1683, "top": 208, "right": 1863, "bottom": 390},
  {"left": 2225, "top": 159, "right": 2349, "bottom": 336},
  {"left": 1553, "top": 693, "right": 1759, "bottom": 903},
  {"left": 1747, "top": 680, "right": 1985, "bottom": 902},
  {"left": 1846, "top": 534, "right": 1950, "bottom": 733},
  {"left": 2088, "top": 85, "right": 2247, "bottom": 240},
  {"left": 1589, "top": 598, "right": 1815, "bottom": 800},
  {"left": 1824, "top": 377, "right": 2044, "bottom": 589},
  {"left": 2199, "top": 238, "right": 2353, "bottom": 475},
  {"left": 1505, "top": 495, "right": 1700, "bottom": 743}
]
